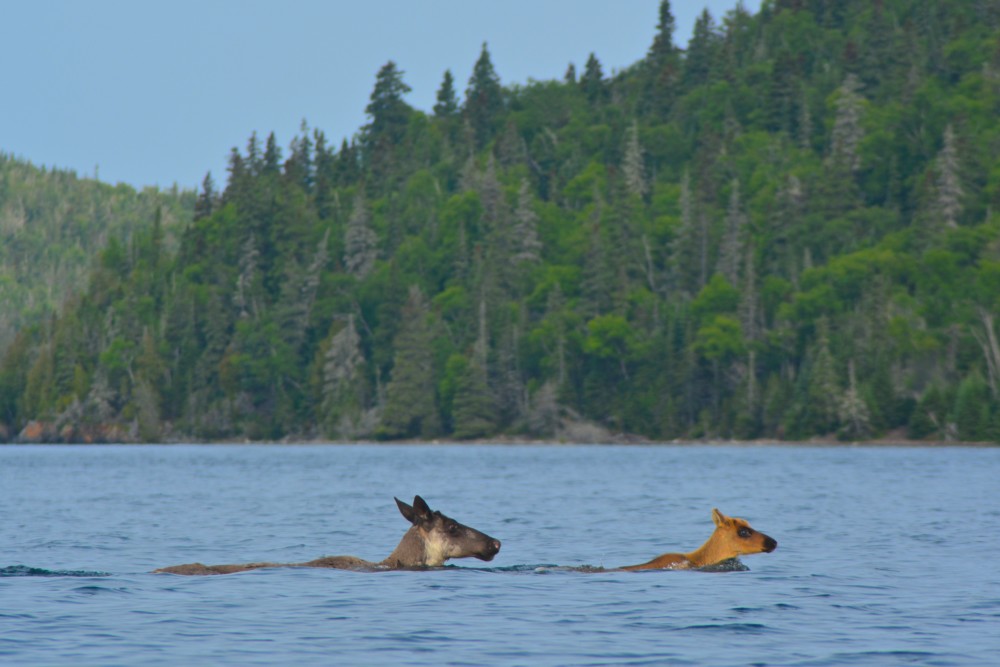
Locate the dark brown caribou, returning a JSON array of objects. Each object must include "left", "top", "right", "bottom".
[{"left": 154, "top": 495, "right": 501, "bottom": 575}]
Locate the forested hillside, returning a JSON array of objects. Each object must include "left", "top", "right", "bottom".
[
  {"left": 0, "top": 155, "right": 193, "bottom": 353},
  {"left": 3, "top": 0, "right": 999, "bottom": 443}
]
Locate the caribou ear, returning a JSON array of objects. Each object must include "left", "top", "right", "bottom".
[
  {"left": 411, "top": 495, "right": 434, "bottom": 522},
  {"left": 395, "top": 497, "right": 416, "bottom": 524},
  {"left": 712, "top": 508, "right": 730, "bottom": 527}
]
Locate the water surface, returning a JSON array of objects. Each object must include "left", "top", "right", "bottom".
[{"left": 2, "top": 444, "right": 998, "bottom": 665}]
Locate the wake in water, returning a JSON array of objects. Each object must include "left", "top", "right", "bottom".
[
  {"left": 472, "top": 558, "right": 750, "bottom": 573},
  {"left": 1, "top": 565, "right": 110, "bottom": 578}
]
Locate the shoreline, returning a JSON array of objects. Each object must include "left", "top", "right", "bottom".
[{"left": 2, "top": 436, "right": 995, "bottom": 448}]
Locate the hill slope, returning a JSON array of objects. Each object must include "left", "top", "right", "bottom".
[{"left": 0, "top": 155, "right": 193, "bottom": 353}]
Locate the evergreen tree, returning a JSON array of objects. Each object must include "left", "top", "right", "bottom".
[
  {"left": 934, "top": 124, "right": 963, "bottom": 229},
  {"left": 320, "top": 314, "right": 371, "bottom": 438},
  {"left": 802, "top": 321, "right": 841, "bottom": 435},
  {"left": 511, "top": 179, "right": 542, "bottom": 268},
  {"left": 263, "top": 132, "right": 282, "bottom": 175},
  {"left": 379, "top": 286, "right": 441, "bottom": 439},
  {"left": 564, "top": 62, "right": 577, "bottom": 84},
  {"left": 648, "top": 0, "right": 676, "bottom": 63},
  {"left": 194, "top": 172, "right": 216, "bottom": 221},
  {"left": 717, "top": 178, "right": 747, "bottom": 286},
  {"left": 285, "top": 120, "right": 314, "bottom": 192},
  {"left": 643, "top": 1, "right": 681, "bottom": 116},
  {"left": 433, "top": 69, "right": 459, "bottom": 117},
  {"left": 580, "top": 53, "right": 607, "bottom": 106},
  {"left": 465, "top": 43, "right": 503, "bottom": 148},
  {"left": 451, "top": 355, "right": 495, "bottom": 439},
  {"left": 828, "top": 74, "right": 865, "bottom": 173},
  {"left": 621, "top": 120, "right": 648, "bottom": 198},
  {"left": 363, "top": 61, "right": 413, "bottom": 160},
  {"left": 838, "top": 360, "right": 872, "bottom": 440},
  {"left": 684, "top": 9, "right": 719, "bottom": 89},
  {"left": 952, "top": 370, "right": 991, "bottom": 442},
  {"left": 344, "top": 192, "right": 378, "bottom": 279}
]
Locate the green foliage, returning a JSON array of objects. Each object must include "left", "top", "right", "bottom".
[
  {"left": 0, "top": 155, "right": 192, "bottom": 354},
  {"left": 2, "top": 0, "right": 999, "bottom": 442}
]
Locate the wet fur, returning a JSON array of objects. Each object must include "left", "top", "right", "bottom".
[
  {"left": 620, "top": 508, "right": 777, "bottom": 571},
  {"left": 154, "top": 496, "right": 500, "bottom": 575}
]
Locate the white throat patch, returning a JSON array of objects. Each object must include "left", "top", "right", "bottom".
[{"left": 423, "top": 533, "right": 449, "bottom": 566}]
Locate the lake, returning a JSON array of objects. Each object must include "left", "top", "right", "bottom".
[{"left": 1, "top": 444, "right": 998, "bottom": 666}]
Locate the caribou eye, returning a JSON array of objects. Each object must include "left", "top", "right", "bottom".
[
  {"left": 738, "top": 527, "right": 752, "bottom": 539},
  {"left": 448, "top": 523, "right": 461, "bottom": 536}
]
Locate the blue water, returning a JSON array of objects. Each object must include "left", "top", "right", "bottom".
[{"left": 1, "top": 444, "right": 998, "bottom": 666}]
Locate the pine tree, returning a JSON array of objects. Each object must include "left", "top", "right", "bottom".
[
  {"left": 803, "top": 320, "right": 841, "bottom": 435},
  {"left": 581, "top": 53, "right": 607, "bottom": 106},
  {"left": 642, "top": 1, "right": 681, "bottom": 116},
  {"left": 952, "top": 370, "right": 990, "bottom": 441},
  {"left": 451, "top": 355, "right": 495, "bottom": 439},
  {"left": 621, "top": 120, "right": 648, "bottom": 198},
  {"left": 320, "top": 314, "right": 370, "bottom": 437},
  {"left": 234, "top": 233, "right": 259, "bottom": 319},
  {"left": 285, "top": 119, "right": 314, "bottom": 192},
  {"left": 828, "top": 74, "right": 865, "bottom": 173},
  {"left": 433, "top": 69, "right": 459, "bottom": 117},
  {"left": 343, "top": 192, "right": 377, "bottom": 279},
  {"left": 313, "top": 130, "right": 335, "bottom": 219},
  {"left": 496, "top": 121, "right": 528, "bottom": 167},
  {"left": 194, "top": 172, "right": 216, "bottom": 221},
  {"left": 263, "top": 132, "right": 281, "bottom": 175},
  {"left": 684, "top": 9, "right": 719, "bottom": 89},
  {"left": 379, "top": 286, "right": 441, "bottom": 439},
  {"left": 564, "top": 62, "right": 577, "bottom": 84},
  {"left": 279, "top": 228, "right": 329, "bottom": 352},
  {"left": 648, "top": 0, "right": 676, "bottom": 63},
  {"left": 717, "top": 178, "right": 747, "bottom": 287},
  {"left": 973, "top": 307, "right": 1000, "bottom": 400},
  {"left": 838, "top": 360, "right": 872, "bottom": 440},
  {"left": 934, "top": 124, "right": 963, "bottom": 229},
  {"left": 363, "top": 61, "right": 413, "bottom": 162},
  {"left": 465, "top": 43, "right": 503, "bottom": 148},
  {"left": 545, "top": 282, "right": 568, "bottom": 389},
  {"left": 511, "top": 179, "right": 542, "bottom": 267},
  {"left": 668, "top": 169, "right": 695, "bottom": 294}
]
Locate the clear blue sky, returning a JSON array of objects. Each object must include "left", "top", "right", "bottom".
[{"left": 2, "top": 1, "right": 760, "bottom": 191}]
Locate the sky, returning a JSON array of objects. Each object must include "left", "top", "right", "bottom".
[{"left": 2, "top": 0, "right": 761, "bottom": 192}]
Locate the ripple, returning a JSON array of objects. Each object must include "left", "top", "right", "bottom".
[
  {"left": 0, "top": 565, "right": 110, "bottom": 578},
  {"left": 673, "top": 623, "right": 773, "bottom": 635},
  {"left": 70, "top": 585, "right": 131, "bottom": 596}
]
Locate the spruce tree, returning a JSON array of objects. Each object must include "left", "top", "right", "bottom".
[
  {"left": 343, "top": 192, "right": 378, "bottom": 279},
  {"left": 379, "top": 286, "right": 441, "bottom": 439},
  {"left": 684, "top": 9, "right": 718, "bottom": 89},
  {"left": 465, "top": 43, "right": 503, "bottom": 148},
  {"left": 621, "top": 120, "right": 648, "bottom": 198},
  {"left": 581, "top": 53, "right": 607, "bottom": 106},
  {"left": 363, "top": 61, "right": 413, "bottom": 164},
  {"left": 648, "top": 0, "right": 676, "bottom": 63},
  {"left": 451, "top": 356, "right": 495, "bottom": 439},
  {"left": 433, "top": 69, "right": 459, "bottom": 117},
  {"left": 934, "top": 124, "right": 963, "bottom": 229},
  {"left": 194, "top": 172, "right": 216, "bottom": 221}
]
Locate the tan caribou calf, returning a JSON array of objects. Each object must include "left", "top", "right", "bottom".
[{"left": 621, "top": 508, "right": 777, "bottom": 571}]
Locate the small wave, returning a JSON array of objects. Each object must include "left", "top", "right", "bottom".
[
  {"left": 0, "top": 564, "right": 110, "bottom": 578},
  {"left": 475, "top": 564, "right": 609, "bottom": 574},
  {"left": 674, "top": 622, "right": 771, "bottom": 635},
  {"left": 698, "top": 558, "right": 750, "bottom": 572},
  {"left": 71, "top": 585, "right": 129, "bottom": 595}
]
